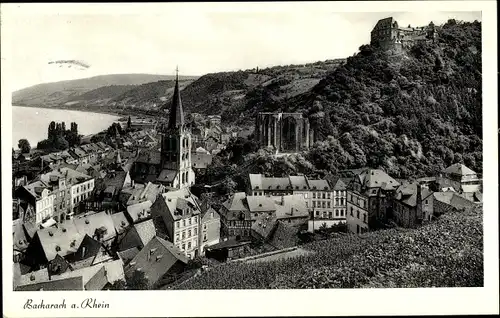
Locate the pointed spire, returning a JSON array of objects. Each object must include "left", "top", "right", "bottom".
[{"left": 167, "top": 66, "right": 184, "bottom": 132}]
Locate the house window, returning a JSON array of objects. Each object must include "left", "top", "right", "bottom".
[
  {"left": 182, "top": 244, "right": 185, "bottom": 250},
  {"left": 182, "top": 231, "right": 185, "bottom": 239},
  {"left": 322, "top": 202, "right": 326, "bottom": 208},
  {"left": 188, "top": 242, "right": 191, "bottom": 249},
  {"left": 189, "top": 218, "right": 192, "bottom": 225},
  {"left": 363, "top": 214, "right": 367, "bottom": 223},
  {"left": 425, "top": 200, "right": 429, "bottom": 205},
  {"left": 327, "top": 202, "right": 331, "bottom": 208},
  {"left": 183, "top": 220, "right": 186, "bottom": 226},
  {"left": 312, "top": 193, "right": 316, "bottom": 199},
  {"left": 329, "top": 211, "right": 333, "bottom": 218},
  {"left": 357, "top": 211, "right": 360, "bottom": 219},
  {"left": 315, "top": 211, "right": 319, "bottom": 216},
  {"left": 188, "top": 230, "right": 191, "bottom": 237},
  {"left": 327, "top": 193, "right": 331, "bottom": 199},
  {"left": 350, "top": 206, "right": 353, "bottom": 216},
  {"left": 335, "top": 210, "right": 339, "bottom": 217}
]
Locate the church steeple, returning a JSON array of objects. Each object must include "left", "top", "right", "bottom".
[
  {"left": 159, "top": 66, "right": 195, "bottom": 189},
  {"left": 167, "top": 66, "right": 184, "bottom": 132}
]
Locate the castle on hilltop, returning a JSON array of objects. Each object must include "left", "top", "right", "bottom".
[{"left": 370, "top": 17, "right": 437, "bottom": 51}]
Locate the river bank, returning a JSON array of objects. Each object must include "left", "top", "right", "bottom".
[
  {"left": 12, "top": 106, "right": 123, "bottom": 148},
  {"left": 13, "top": 103, "right": 161, "bottom": 120}
]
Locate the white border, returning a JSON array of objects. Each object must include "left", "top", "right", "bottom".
[{"left": 2, "top": 1, "right": 498, "bottom": 317}]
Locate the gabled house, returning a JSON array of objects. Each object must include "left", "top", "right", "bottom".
[
  {"left": 346, "top": 168, "right": 400, "bottom": 234},
  {"left": 23, "top": 222, "right": 84, "bottom": 269},
  {"left": 115, "top": 219, "right": 157, "bottom": 264},
  {"left": 392, "top": 182, "right": 434, "bottom": 228},
  {"left": 125, "top": 236, "right": 188, "bottom": 289},
  {"left": 150, "top": 188, "right": 202, "bottom": 259}
]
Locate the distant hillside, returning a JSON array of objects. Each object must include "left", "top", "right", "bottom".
[
  {"left": 12, "top": 74, "right": 197, "bottom": 107},
  {"left": 177, "top": 59, "right": 346, "bottom": 125}
]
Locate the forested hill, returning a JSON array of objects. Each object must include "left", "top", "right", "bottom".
[{"left": 288, "top": 19, "right": 482, "bottom": 178}]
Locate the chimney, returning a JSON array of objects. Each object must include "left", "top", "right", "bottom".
[{"left": 82, "top": 246, "right": 86, "bottom": 258}]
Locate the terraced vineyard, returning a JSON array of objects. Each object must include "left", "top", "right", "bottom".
[{"left": 177, "top": 206, "right": 483, "bottom": 289}]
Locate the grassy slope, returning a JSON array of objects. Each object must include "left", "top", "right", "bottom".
[{"left": 178, "top": 206, "right": 483, "bottom": 289}]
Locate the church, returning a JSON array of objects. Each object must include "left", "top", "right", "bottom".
[{"left": 130, "top": 71, "right": 196, "bottom": 189}]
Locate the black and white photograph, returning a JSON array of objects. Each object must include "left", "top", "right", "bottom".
[{"left": 1, "top": 1, "right": 498, "bottom": 317}]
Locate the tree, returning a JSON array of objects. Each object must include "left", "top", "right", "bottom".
[
  {"left": 107, "top": 279, "right": 127, "bottom": 290},
  {"left": 127, "top": 116, "right": 132, "bottom": 130},
  {"left": 126, "top": 269, "right": 150, "bottom": 290},
  {"left": 18, "top": 139, "right": 31, "bottom": 153}
]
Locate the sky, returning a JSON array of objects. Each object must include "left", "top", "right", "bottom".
[{"left": 2, "top": 3, "right": 481, "bottom": 92}]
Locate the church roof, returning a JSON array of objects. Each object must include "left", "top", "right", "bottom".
[{"left": 167, "top": 71, "right": 185, "bottom": 131}]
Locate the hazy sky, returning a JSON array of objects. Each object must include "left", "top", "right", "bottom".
[{"left": 3, "top": 3, "right": 481, "bottom": 91}]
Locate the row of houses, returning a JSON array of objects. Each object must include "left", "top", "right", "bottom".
[
  {"left": 248, "top": 173, "right": 348, "bottom": 231},
  {"left": 343, "top": 163, "right": 482, "bottom": 234},
  {"left": 14, "top": 209, "right": 191, "bottom": 290},
  {"left": 40, "top": 142, "right": 112, "bottom": 167}
]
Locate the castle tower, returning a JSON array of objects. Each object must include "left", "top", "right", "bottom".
[{"left": 159, "top": 67, "right": 195, "bottom": 189}]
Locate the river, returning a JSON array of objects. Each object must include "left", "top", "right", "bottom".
[{"left": 12, "top": 106, "right": 122, "bottom": 148}]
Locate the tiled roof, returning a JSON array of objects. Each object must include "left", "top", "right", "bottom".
[
  {"left": 307, "top": 179, "right": 330, "bottom": 191},
  {"left": 133, "top": 219, "right": 156, "bottom": 246},
  {"left": 23, "top": 180, "right": 50, "bottom": 199},
  {"left": 60, "top": 167, "right": 92, "bottom": 185},
  {"left": 52, "top": 259, "right": 125, "bottom": 288},
  {"left": 274, "top": 195, "right": 309, "bottom": 219},
  {"left": 16, "top": 276, "right": 84, "bottom": 291},
  {"left": 126, "top": 236, "right": 188, "bottom": 287},
  {"left": 246, "top": 196, "right": 277, "bottom": 212},
  {"left": 444, "top": 163, "right": 477, "bottom": 177},
  {"left": 73, "top": 211, "right": 117, "bottom": 242},
  {"left": 117, "top": 247, "right": 140, "bottom": 264},
  {"left": 18, "top": 268, "right": 50, "bottom": 286},
  {"left": 66, "top": 234, "right": 102, "bottom": 264},
  {"left": 289, "top": 175, "right": 309, "bottom": 190},
  {"left": 359, "top": 169, "right": 399, "bottom": 191},
  {"left": 126, "top": 201, "right": 153, "bottom": 223},
  {"left": 111, "top": 212, "right": 130, "bottom": 234},
  {"left": 251, "top": 212, "right": 278, "bottom": 239},
  {"left": 223, "top": 192, "right": 248, "bottom": 212},
  {"left": 160, "top": 188, "right": 201, "bottom": 221},
  {"left": 332, "top": 178, "right": 347, "bottom": 191},
  {"left": 37, "top": 222, "right": 84, "bottom": 261},
  {"left": 127, "top": 182, "right": 164, "bottom": 205},
  {"left": 433, "top": 192, "right": 454, "bottom": 204}
]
